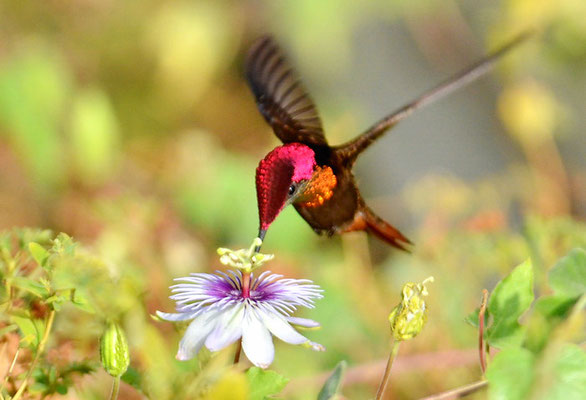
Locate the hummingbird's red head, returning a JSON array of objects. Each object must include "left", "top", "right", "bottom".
[{"left": 256, "top": 143, "right": 316, "bottom": 237}]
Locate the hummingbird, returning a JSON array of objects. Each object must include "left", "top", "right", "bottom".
[{"left": 248, "top": 33, "right": 529, "bottom": 251}]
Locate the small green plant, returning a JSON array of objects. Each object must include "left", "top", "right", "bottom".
[
  {"left": 1, "top": 227, "right": 584, "bottom": 399},
  {"left": 1, "top": 230, "right": 98, "bottom": 399},
  {"left": 454, "top": 248, "right": 586, "bottom": 400},
  {"left": 316, "top": 249, "right": 585, "bottom": 400}
]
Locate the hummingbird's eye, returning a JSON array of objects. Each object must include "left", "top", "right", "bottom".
[{"left": 288, "top": 183, "right": 296, "bottom": 196}]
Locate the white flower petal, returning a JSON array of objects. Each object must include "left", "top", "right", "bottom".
[
  {"left": 286, "top": 316, "right": 321, "bottom": 328},
  {"left": 176, "top": 309, "right": 221, "bottom": 360},
  {"left": 205, "top": 304, "right": 245, "bottom": 352},
  {"left": 156, "top": 310, "right": 198, "bottom": 321},
  {"left": 260, "top": 309, "right": 311, "bottom": 345},
  {"left": 242, "top": 309, "right": 274, "bottom": 368}
]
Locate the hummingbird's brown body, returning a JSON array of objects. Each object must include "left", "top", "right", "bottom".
[
  {"left": 292, "top": 148, "right": 410, "bottom": 249},
  {"left": 247, "top": 34, "right": 529, "bottom": 250}
]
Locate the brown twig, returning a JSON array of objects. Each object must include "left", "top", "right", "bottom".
[
  {"left": 233, "top": 339, "right": 242, "bottom": 364},
  {"left": 419, "top": 380, "right": 488, "bottom": 400},
  {"left": 478, "top": 289, "right": 489, "bottom": 375}
]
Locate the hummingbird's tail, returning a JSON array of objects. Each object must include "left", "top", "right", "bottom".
[
  {"left": 362, "top": 206, "right": 412, "bottom": 251},
  {"left": 342, "top": 205, "right": 412, "bottom": 251}
]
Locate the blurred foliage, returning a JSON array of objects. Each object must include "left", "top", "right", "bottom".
[
  {"left": 317, "top": 361, "right": 346, "bottom": 400},
  {"left": 482, "top": 251, "right": 586, "bottom": 400},
  {"left": 0, "top": 0, "right": 585, "bottom": 399}
]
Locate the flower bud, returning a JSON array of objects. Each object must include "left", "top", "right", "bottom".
[
  {"left": 100, "top": 322, "right": 130, "bottom": 377},
  {"left": 388, "top": 277, "right": 434, "bottom": 341}
]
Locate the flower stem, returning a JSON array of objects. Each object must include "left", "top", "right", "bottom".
[
  {"left": 233, "top": 339, "right": 242, "bottom": 364},
  {"left": 478, "top": 289, "right": 489, "bottom": 375},
  {"left": 419, "top": 380, "right": 488, "bottom": 400},
  {"left": 0, "top": 347, "right": 20, "bottom": 394},
  {"left": 376, "top": 340, "right": 400, "bottom": 400},
  {"left": 12, "top": 309, "right": 56, "bottom": 400},
  {"left": 109, "top": 376, "right": 121, "bottom": 400}
]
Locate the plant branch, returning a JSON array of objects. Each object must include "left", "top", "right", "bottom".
[
  {"left": 478, "top": 289, "right": 489, "bottom": 375},
  {"left": 419, "top": 380, "right": 488, "bottom": 400},
  {"left": 0, "top": 347, "right": 20, "bottom": 395},
  {"left": 375, "top": 340, "right": 400, "bottom": 400},
  {"left": 12, "top": 309, "right": 56, "bottom": 400},
  {"left": 233, "top": 339, "right": 242, "bottom": 364}
]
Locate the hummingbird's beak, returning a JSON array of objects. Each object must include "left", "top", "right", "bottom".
[{"left": 255, "top": 229, "right": 267, "bottom": 253}]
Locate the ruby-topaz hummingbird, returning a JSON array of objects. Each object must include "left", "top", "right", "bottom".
[{"left": 248, "top": 33, "right": 529, "bottom": 251}]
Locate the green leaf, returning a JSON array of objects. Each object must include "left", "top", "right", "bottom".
[
  {"left": 28, "top": 242, "right": 49, "bottom": 266},
  {"left": 246, "top": 367, "right": 289, "bottom": 400},
  {"left": 64, "top": 361, "right": 97, "bottom": 376},
  {"left": 539, "top": 344, "right": 586, "bottom": 400},
  {"left": 11, "top": 315, "right": 40, "bottom": 347},
  {"left": 51, "top": 233, "right": 77, "bottom": 256},
  {"left": 534, "top": 295, "right": 579, "bottom": 318},
  {"left": 318, "top": 361, "right": 347, "bottom": 400},
  {"left": 525, "top": 295, "right": 579, "bottom": 353},
  {"left": 465, "top": 305, "right": 490, "bottom": 330},
  {"left": 28, "top": 382, "right": 49, "bottom": 394},
  {"left": 486, "top": 347, "right": 535, "bottom": 400},
  {"left": 486, "top": 259, "right": 534, "bottom": 348},
  {"left": 487, "top": 320, "right": 526, "bottom": 348},
  {"left": 121, "top": 366, "right": 143, "bottom": 391},
  {"left": 70, "top": 291, "right": 96, "bottom": 314},
  {"left": 10, "top": 276, "right": 49, "bottom": 298},
  {"left": 549, "top": 248, "right": 586, "bottom": 297},
  {"left": 56, "top": 384, "right": 68, "bottom": 395}
]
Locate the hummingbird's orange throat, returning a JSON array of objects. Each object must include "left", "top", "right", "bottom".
[{"left": 297, "top": 166, "right": 337, "bottom": 207}]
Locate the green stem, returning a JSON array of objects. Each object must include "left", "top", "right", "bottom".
[
  {"left": 375, "top": 340, "right": 401, "bottom": 400},
  {"left": 0, "top": 347, "right": 20, "bottom": 395},
  {"left": 1, "top": 250, "right": 15, "bottom": 310},
  {"left": 109, "top": 376, "right": 121, "bottom": 400},
  {"left": 12, "top": 309, "right": 56, "bottom": 400},
  {"left": 418, "top": 380, "right": 488, "bottom": 400}
]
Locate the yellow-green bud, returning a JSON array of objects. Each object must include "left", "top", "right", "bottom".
[
  {"left": 388, "top": 277, "right": 434, "bottom": 341},
  {"left": 100, "top": 322, "right": 130, "bottom": 377}
]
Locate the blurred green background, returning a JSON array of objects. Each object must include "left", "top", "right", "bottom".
[{"left": 0, "top": 0, "right": 585, "bottom": 399}]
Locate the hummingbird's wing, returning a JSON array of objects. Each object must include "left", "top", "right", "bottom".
[
  {"left": 334, "top": 31, "right": 531, "bottom": 165},
  {"left": 245, "top": 36, "right": 328, "bottom": 147}
]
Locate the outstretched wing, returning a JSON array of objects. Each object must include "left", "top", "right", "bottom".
[
  {"left": 334, "top": 31, "right": 532, "bottom": 166},
  {"left": 245, "top": 36, "right": 328, "bottom": 147}
]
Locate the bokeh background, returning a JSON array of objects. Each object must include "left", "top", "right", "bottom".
[{"left": 1, "top": 0, "right": 585, "bottom": 399}]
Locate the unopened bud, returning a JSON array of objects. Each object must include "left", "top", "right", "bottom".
[
  {"left": 388, "top": 277, "right": 434, "bottom": 341},
  {"left": 100, "top": 322, "right": 130, "bottom": 377}
]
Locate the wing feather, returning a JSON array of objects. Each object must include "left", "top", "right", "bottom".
[{"left": 245, "top": 36, "right": 327, "bottom": 147}]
